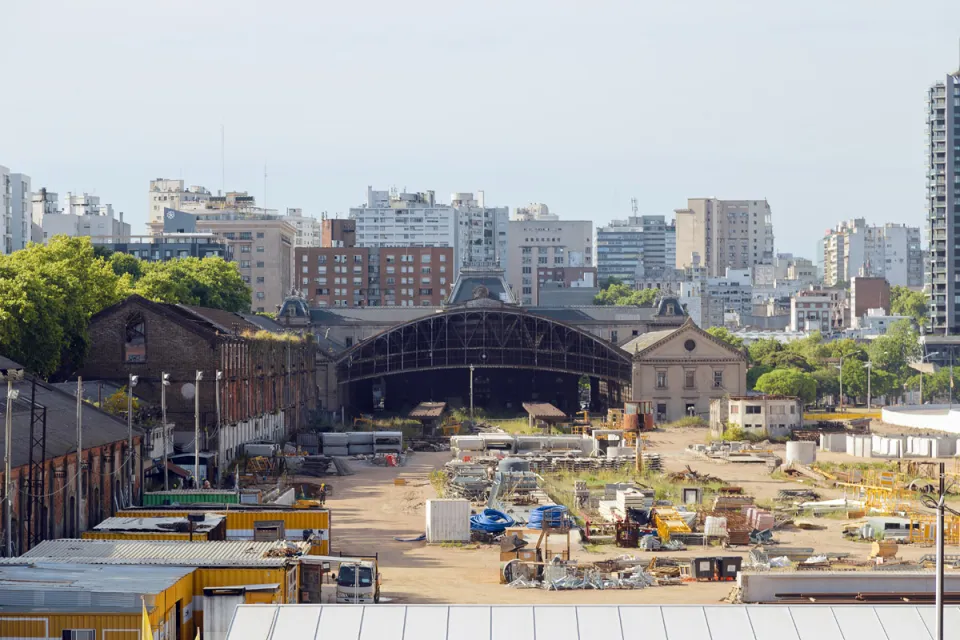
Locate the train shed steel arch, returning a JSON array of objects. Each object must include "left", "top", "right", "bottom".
[{"left": 335, "top": 307, "right": 633, "bottom": 384}]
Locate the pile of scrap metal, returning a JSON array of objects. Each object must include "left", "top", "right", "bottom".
[
  {"left": 667, "top": 465, "right": 723, "bottom": 484},
  {"left": 507, "top": 556, "right": 658, "bottom": 590},
  {"left": 688, "top": 441, "right": 780, "bottom": 464}
]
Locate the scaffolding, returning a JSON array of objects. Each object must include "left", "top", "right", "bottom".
[{"left": 907, "top": 512, "right": 960, "bottom": 545}]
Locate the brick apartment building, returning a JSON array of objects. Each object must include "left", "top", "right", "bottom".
[
  {"left": 321, "top": 217, "right": 356, "bottom": 247},
  {"left": 295, "top": 246, "right": 454, "bottom": 307}
]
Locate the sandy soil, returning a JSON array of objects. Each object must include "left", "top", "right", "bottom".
[{"left": 292, "top": 425, "right": 955, "bottom": 604}]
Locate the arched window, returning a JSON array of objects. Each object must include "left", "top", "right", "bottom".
[{"left": 124, "top": 313, "right": 146, "bottom": 363}]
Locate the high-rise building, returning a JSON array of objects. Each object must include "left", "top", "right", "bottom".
[
  {"left": 674, "top": 198, "right": 774, "bottom": 277},
  {"left": 320, "top": 216, "right": 356, "bottom": 247},
  {"left": 283, "top": 208, "right": 322, "bottom": 247},
  {"left": 512, "top": 203, "right": 558, "bottom": 221},
  {"left": 163, "top": 208, "right": 294, "bottom": 313},
  {"left": 295, "top": 246, "right": 453, "bottom": 309},
  {"left": 42, "top": 192, "right": 130, "bottom": 243},
  {"left": 505, "top": 218, "right": 593, "bottom": 305},
  {"left": 821, "top": 219, "right": 922, "bottom": 288},
  {"left": 148, "top": 179, "right": 211, "bottom": 224},
  {"left": 0, "top": 165, "right": 11, "bottom": 254},
  {"left": 350, "top": 187, "right": 507, "bottom": 274},
  {"left": 9, "top": 172, "right": 30, "bottom": 251},
  {"left": 928, "top": 69, "right": 960, "bottom": 332},
  {"left": 596, "top": 215, "right": 676, "bottom": 286}
]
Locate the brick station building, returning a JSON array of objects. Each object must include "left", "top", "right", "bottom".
[{"left": 80, "top": 295, "right": 317, "bottom": 466}]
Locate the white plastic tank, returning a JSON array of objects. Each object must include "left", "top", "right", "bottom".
[{"left": 786, "top": 441, "right": 816, "bottom": 465}]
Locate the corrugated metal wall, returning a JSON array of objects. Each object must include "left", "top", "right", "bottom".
[{"left": 81, "top": 532, "right": 208, "bottom": 541}]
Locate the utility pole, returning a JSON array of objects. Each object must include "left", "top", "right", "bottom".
[
  {"left": 837, "top": 356, "right": 844, "bottom": 412},
  {"left": 215, "top": 371, "right": 222, "bottom": 486},
  {"left": 936, "top": 462, "right": 946, "bottom": 640},
  {"left": 76, "top": 378, "right": 83, "bottom": 534},
  {"left": 127, "top": 374, "right": 138, "bottom": 504},
  {"left": 3, "top": 365, "right": 23, "bottom": 557},
  {"left": 864, "top": 361, "right": 872, "bottom": 411},
  {"left": 195, "top": 371, "right": 203, "bottom": 486},
  {"left": 161, "top": 373, "right": 170, "bottom": 491}
]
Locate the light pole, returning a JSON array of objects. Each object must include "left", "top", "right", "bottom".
[
  {"left": 834, "top": 355, "right": 844, "bottom": 412},
  {"left": 864, "top": 361, "right": 872, "bottom": 411},
  {"left": 469, "top": 365, "right": 475, "bottom": 420},
  {"left": 2, "top": 364, "right": 24, "bottom": 557},
  {"left": 127, "top": 374, "right": 138, "bottom": 504},
  {"left": 215, "top": 370, "right": 222, "bottom": 487},
  {"left": 918, "top": 352, "right": 941, "bottom": 404},
  {"left": 195, "top": 371, "right": 203, "bottom": 487},
  {"left": 161, "top": 373, "right": 170, "bottom": 491}
]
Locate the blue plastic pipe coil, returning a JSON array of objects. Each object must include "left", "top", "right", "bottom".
[
  {"left": 527, "top": 505, "right": 568, "bottom": 529},
  {"left": 470, "top": 508, "right": 516, "bottom": 533}
]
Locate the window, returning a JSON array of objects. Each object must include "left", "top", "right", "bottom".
[
  {"left": 684, "top": 370, "right": 696, "bottom": 389},
  {"left": 713, "top": 370, "right": 723, "bottom": 389},
  {"left": 730, "top": 405, "right": 739, "bottom": 414},
  {"left": 789, "top": 405, "right": 796, "bottom": 414},
  {"left": 256, "top": 292, "right": 265, "bottom": 300},
  {"left": 256, "top": 232, "right": 264, "bottom": 238},
  {"left": 354, "top": 255, "right": 363, "bottom": 264},
  {"left": 421, "top": 254, "right": 431, "bottom": 263},
  {"left": 439, "top": 254, "right": 446, "bottom": 262},
  {"left": 522, "top": 287, "right": 532, "bottom": 294},
  {"left": 318, "top": 255, "right": 328, "bottom": 264},
  {"left": 123, "top": 314, "right": 146, "bottom": 363},
  {"left": 62, "top": 631, "right": 95, "bottom": 640},
  {"left": 302, "top": 266, "right": 308, "bottom": 274},
  {"left": 256, "top": 276, "right": 265, "bottom": 283},
  {"left": 240, "top": 245, "right": 251, "bottom": 253},
  {"left": 256, "top": 261, "right": 264, "bottom": 268},
  {"left": 302, "top": 254, "right": 308, "bottom": 263},
  {"left": 538, "top": 257, "right": 548, "bottom": 264},
  {"left": 656, "top": 371, "right": 667, "bottom": 389},
  {"left": 746, "top": 405, "right": 762, "bottom": 414},
  {"left": 256, "top": 246, "right": 264, "bottom": 253},
  {"left": 302, "top": 277, "right": 309, "bottom": 285},
  {"left": 522, "top": 266, "right": 532, "bottom": 274},
  {"left": 240, "top": 260, "right": 251, "bottom": 268}
]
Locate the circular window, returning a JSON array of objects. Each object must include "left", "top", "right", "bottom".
[{"left": 684, "top": 339, "right": 696, "bottom": 352}]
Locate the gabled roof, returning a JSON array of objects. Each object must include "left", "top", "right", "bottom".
[
  {"left": 622, "top": 317, "right": 746, "bottom": 359},
  {"left": 0, "top": 378, "right": 141, "bottom": 469}
]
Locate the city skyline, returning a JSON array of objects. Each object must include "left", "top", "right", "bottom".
[{"left": 4, "top": 2, "right": 960, "bottom": 255}]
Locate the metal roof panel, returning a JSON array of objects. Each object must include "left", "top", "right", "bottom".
[
  {"left": 573, "top": 606, "right": 622, "bottom": 640},
  {"left": 791, "top": 607, "right": 842, "bottom": 640},
  {"left": 359, "top": 605, "right": 405, "bottom": 640},
  {"left": 400, "top": 606, "right": 447, "bottom": 640},
  {"left": 743, "top": 607, "right": 800, "bottom": 640}
]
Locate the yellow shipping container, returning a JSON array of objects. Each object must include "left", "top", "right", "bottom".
[
  {"left": 82, "top": 531, "right": 210, "bottom": 541},
  {"left": 117, "top": 509, "right": 330, "bottom": 544}
]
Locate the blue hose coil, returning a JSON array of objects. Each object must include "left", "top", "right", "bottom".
[
  {"left": 527, "top": 505, "right": 568, "bottom": 529},
  {"left": 470, "top": 508, "right": 516, "bottom": 533}
]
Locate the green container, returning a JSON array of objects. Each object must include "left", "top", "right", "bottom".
[{"left": 142, "top": 490, "right": 239, "bottom": 506}]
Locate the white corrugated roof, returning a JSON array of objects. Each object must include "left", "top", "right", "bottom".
[
  {"left": 92, "top": 514, "right": 225, "bottom": 533},
  {"left": 8, "top": 539, "right": 309, "bottom": 567},
  {"left": 226, "top": 605, "right": 952, "bottom": 640}
]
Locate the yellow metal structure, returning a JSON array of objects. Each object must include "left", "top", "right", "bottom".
[
  {"left": 82, "top": 531, "right": 210, "bottom": 541},
  {"left": 653, "top": 507, "right": 691, "bottom": 542},
  {"left": 908, "top": 512, "right": 960, "bottom": 545},
  {"left": 607, "top": 408, "right": 624, "bottom": 429}
]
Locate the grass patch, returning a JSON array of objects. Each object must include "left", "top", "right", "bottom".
[
  {"left": 439, "top": 541, "right": 479, "bottom": 549},
  {"left": 660, "top": 416, "right": 708, "bottom": 429},
  {"left": 581, "top": 543, "right": 608, "bottom": 553},
  {"left": 429, "top": 470, "right": 447, "bottom": 498},
  {"left": 813, "top": 460, "right": 899, "bottom": 473}
]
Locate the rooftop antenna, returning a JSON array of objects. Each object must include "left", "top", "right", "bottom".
[
  {"left": 220, "top": 125, "right": 225, "bottom": 195},
  {"left": 631, "top": 197, "right": 638, "bottom": 216}
]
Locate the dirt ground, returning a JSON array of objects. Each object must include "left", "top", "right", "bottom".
[{"left": 293, "top": 424, "right": 956, "bottom": 604}]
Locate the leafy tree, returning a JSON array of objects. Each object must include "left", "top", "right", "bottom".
[
  {"left": 754, "top": 368, "right": 817, "bottom": 403},
  {"left": 134, "top": 257, "right": 250, "bottom": 312},
  {"left": 100, "top": 386, "right": 140, "bottom": 416},
  {"left": 747, "top": 338, "right": 782, "bottom": 365},
  {"left": 109, "top": 252, "right": 144, "bottom": 279},
  {"left": 840, "top": 357, "right": 869, "bottom": 399},
  {"left": 766, "top": 351, "right": 815, "bottom": 372},
  {"left": 890, "top": 285, "right": 927, "bottom": 327},
  {"left": 747, "top": 364, "right": 773, "bottom": 390},
  {"left": 783, "top": 331, "right": 829, "bottom": 369},
  {"left": 867, "top": 319, "right": 920, "bottom": 377},
  {"left": 828, "top": 338, "right": 865, "bottom": 361},
  {"left": 706, "top": 327, "right": 744, "bottom": 350},
  {"left": 594, "top": 284, "right": 659, "bottom": 306},
  {"left": 811, "top": 368, "right": 840, "bottom": 400}
]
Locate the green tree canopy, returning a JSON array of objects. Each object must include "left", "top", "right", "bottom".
[
  {"left": 754, "top": 368, "right": 817, "bottom": 403},
  {"left": 890, "top": 285, "right": 927, "bottom": 327},
  {"left": 811, "top": 367, "right": 840, "bottom": 400},
  {"left": 747, "top": 337, "right": 783, "bottom": 365},
  {"left": 594, "top": 283, "right": 659, "bottom": 306},
  {"left": 706, "top": 327, "right": 744, "bottom": 350},
  {"left": 133, "top": 257, "right": 250, "bottom": 312},
  {"left": 866, "top": 319, "right": 921, "bottom": 377},
  {"left": 747, "top": 364, "right": 773, "bottom": 390}
]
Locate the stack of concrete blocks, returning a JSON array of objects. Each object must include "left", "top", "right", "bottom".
[
  {"left": 905, "top": 435, "right": 959, "bottom": 458},
  {"left": 819, "top": 433, "right": 847, "bottom": 453},
  {"left": 871, "top": 434, "right": 906, "bottom": 458},
  {"left": 846, "top": 434, "right": 873, "bottom": 458}
]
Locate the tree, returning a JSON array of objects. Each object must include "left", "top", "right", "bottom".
[
  {"left": 890, "top": 285, "right": 927, "bottom": 327},
  {"left": 754, "top": 368, "right": 817, "bottom": 403},
  {"left": 747, "top": 364, "right": 773, "bottom": 390},
  {"left": 100, "top": 386, "right": 139, "bottom": 416},
  {"left": 783, "top": 331, "right": 829, "bottom": 369},
  {"left": 840, "top": 357, "right": 869, "bottom": 399},
  {"left": 134, "top": 257, "right": 251, "bottom": 312},
  {"left": 109, "top": 252, "right": 144, "bottom": 279},
  {"left": 594, "top": 284, "right": 659, "bottom": 306},
  {"left": 747, "top": 338, "right": 782, "bottom": 365},
  {"left": 766, "top": 351, "right": 814, "bottom": 372},
  {"left": 811, "top": 368, "right": 840, "bottom": 401},
  {"left": 867, "top": 318, "right": 920, "bottom": 377},
  {"left": 706, "top": 327, "right": 744, "bottom": 350}
]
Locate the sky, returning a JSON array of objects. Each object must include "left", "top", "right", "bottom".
[{"left": 3, "top": 0, "right": 960, "bottom": 256}]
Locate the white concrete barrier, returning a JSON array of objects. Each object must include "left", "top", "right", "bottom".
[
  {"left": 739, "top": 571, "right": 960, "bottom": 603},
  {"left": 882, "top": 404, "right": 960, "bottom": 434}
]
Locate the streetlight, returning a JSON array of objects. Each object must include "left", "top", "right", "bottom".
[
  {"left": 917, "top": 352, "right": 941, "bottom": 404},
  {"left": 2, "top": 364, "right": 24, "bottom": 557},
  {"left": 469, "top": 365, "right": 475, "bottom": 420},
  {"left": 161, "top": 373, "right": 170, "bottom": 491},
  {"left": 864, "top": 361, "right": 872, "bottom": 411},
  {"left": 127, "top": 374, "right": 138, "bottom": 504},
  {"left": 215, "top": 371, "right": 222, "bottom": 487},
  {"left": 833, "top": 355, "right": 845, "bottom": 412},
  {"left": 195, "top": 371, "right": 203, "bottom": 488}
]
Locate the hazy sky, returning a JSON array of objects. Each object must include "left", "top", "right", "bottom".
[{"left": 3, "top": 1, "right": 960, "bottom": 255}]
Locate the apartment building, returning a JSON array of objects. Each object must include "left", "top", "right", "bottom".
[
  {"left": 821, "top": 218, "right": 921, "bottom": 288},
  {"left": 97, "top": 234, "right": 231, "bottom": 262},
  {"left": 148, "top": 178, "right": 211, "bottom": 224},
  {"left": 850, "top": 276, "right": 891, "bottom": 327},
  {"left": 512, "top": 202, "right": 558, "bottom": 221},
  {"left": 42, "top": 193, "right": 130, "bottom": 243},
  {"left": 790, "top": 288, "right": 846, "bottom": 333},
  {"left": 674, "top": 198, "right": 774, "bottom": 277},
  {"left": 928, "top": 69, "right": 960, "bottom": 332},
  {"left": 704, "top": 268, "right": 753, "bottom": 329},
  {"left": 9, "top": 172, "right": 30, "bottom": 251},
  {"left": 596, "top": 215, "right": 676, "bottom": 286},
  {"left": 505, "top": 218, "right": 593, "bottom": 305},
  {"left": 0, "top": 165, "right": 10, "bottom": 254},
  {"left": 350, "top": 187, "right": 507, "bottom": 274},
  {"left": 295, "top": 246, "right": 453, "bottom": 309},
  {"left": 163, "top": 208, "right": 294, "bottom": 313},
  {"left": 321, "top": 216, "right": 356, "bottom": 247},
  {"left": 283, "top": 208, "right": 322, "bottom": 247}
]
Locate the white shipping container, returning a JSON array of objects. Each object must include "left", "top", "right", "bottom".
[{"left": 426, "top": 499, "right": 471, "bottom": 543}]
